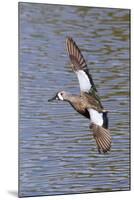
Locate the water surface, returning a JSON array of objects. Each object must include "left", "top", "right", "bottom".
[{"left": 19, "top": 3, "right": 130, "bottom": 197}]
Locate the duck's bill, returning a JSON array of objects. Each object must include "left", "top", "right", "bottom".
[{"left": 48, "top": 94, "right": 58, "bottom": 102}]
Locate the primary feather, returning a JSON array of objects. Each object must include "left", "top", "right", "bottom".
[
  {"left": 90, "top": 123, "right": 111, "bottom": 153},
  {"left": 66, "top": 37, "right": 97, "bottom": 93}
]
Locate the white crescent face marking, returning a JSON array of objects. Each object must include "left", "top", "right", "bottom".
[
  {"left": 58, "top": 92, "right": 64, "bottom": 101},
  {"left": 89, "top": 109, "right": 103, "bottom": 126},
  {"left": 76, "top": 70, "right": 91, "bottom": 92}
]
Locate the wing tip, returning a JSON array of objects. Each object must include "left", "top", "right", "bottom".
[
  {"left": 66, "top": 36, "right": 73, "bottom": 55},
  {"left": 90, "top": 123, "right": 111, "bottom": 154},
  {"left": 97, "top": 140, "right": 111, "bottom": 154},
  {"left": 97, "top": 139, "right": 111, "bottom": 154},
  {"left": 66, "top": 36, "right": 73, "bottom": 41},
  {"left": 66, "top": 36, "right": 73, "bottom": 46}
]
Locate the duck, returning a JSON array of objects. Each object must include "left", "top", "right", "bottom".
[{"left": 48, "top": 37, "right": 111, "bottom": 153}]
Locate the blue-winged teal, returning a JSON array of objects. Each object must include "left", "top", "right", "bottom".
[{"left": 48, "top": 37, "right": 111, "bottom": 153}]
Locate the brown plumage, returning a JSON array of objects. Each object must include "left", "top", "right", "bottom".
[
  {"left": 64, "top": 92, "right": 103, "bottom": 116},
  {"left": 66, "top": 37, "right": 97, "bottom": 92},
  {"left": 90, "top": 123, "right": 111, "bottom": 153},
  {"left": 48, "top": 37, "right": 111, "bottom": 153},
  {"left": 66, "top": 37, "right": 87, "bottom": 71}
]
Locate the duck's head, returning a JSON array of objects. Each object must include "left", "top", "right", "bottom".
[{"left": 48, "top": 91, "right": 68, "bottom": 102}]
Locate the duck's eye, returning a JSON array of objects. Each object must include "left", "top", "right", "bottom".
[{"left": 60, "top": 92, "right": 63, "bottom": 96}]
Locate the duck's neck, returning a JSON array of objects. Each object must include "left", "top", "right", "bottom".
[
  {"left": 64, "top": 94, "right": 80, "bottom": 104},
  {"left": 64, "top": 94, "right": 77, "bottom": 102}
]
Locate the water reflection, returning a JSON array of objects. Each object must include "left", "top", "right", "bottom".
[{"left": 19, "top": 3, "right": 130, "bottom": 197}]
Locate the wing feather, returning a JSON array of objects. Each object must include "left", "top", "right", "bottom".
[
  {"left": 88, "top": 108, "right": 111, "bottom": 153},
  {"left": 66, "top": 37, "right": 97, "bottom": 92},
  {"left": 91, "top": 123, "right": 111, "bottom": 153}
]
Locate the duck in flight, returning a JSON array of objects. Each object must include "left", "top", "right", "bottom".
[{"left": 48, "top": 37, "right": 111, "bottom": 153}]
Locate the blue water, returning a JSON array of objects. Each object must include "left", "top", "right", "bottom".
[{"left": 19, "top": 3, "right": 130, "bottom": 197}]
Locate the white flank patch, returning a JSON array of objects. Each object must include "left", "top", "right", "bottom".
[
  {"left": 76, "top": 70, "right": 91, "bottom": 92},
  {"left": 58, "top": 92, "right": 64, "bottom": 101},
  {"left": 89, "top": 109, "right": 103, "bottom": 126}
]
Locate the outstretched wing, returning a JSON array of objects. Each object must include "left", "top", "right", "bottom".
[
  {"left": 88, "top": 108, "right": 111, "bottom": 153},
  {"left": 66, "top": 37, "right": 97, "bottom": 93}
]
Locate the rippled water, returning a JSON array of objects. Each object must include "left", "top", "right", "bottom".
[{"left": 19, "top": 3, "right": 130, "bottom": 197}]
